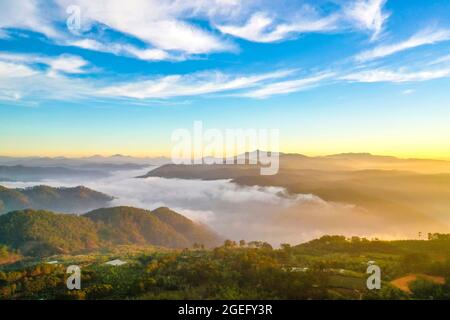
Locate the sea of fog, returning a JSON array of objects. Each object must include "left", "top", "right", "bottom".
[{"left": 0, "top": 166, "right": 415, "bottom": 245}]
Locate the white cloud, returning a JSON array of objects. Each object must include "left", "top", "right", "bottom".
[
  {"left": 217, "top": 12, "right": 274, "bottom": 42},
  {"left": 0, "top": 0, "right": 392, "bottom": 62},
  {"left": 0, "top": 90, "right": 23, "bottom": 101},
  {"left": 123, "top": 47, "right": 171, "bottom": 61},
  {"left": 56, "top": 0, "right": 235, "bottom": 55},
  {"left": 0, "top": 56, "right": 328, "bottom": 101},
  {"left": 344, "top": 0, "right": 389, "bottom": 40},
  {"left": 67, "top": 39, "right": 106, "bottom": 52},
  {"left": 0, "top": 72, "right": 93, "bottom": 102},
  {"left": 3, "top": 49, "right": 450, "bottom": 103},
  {"left": 216, "top": 1, "right": 391, "bottom": 43},
  {"left": 0, "top": 53, "right": 99, "bottom": 102},
  {"left": 68, "top": 39, "right": 174, "bottom": 61},
  {"left": 2, "top": 0, "right": 392, "bottom": 60},
  {"left": 0, "top": 60, "right": 37, "bottom": 78},
  {"left": 0, "top": 52, "right": 89, "bottom": 74},
  {"left": 99, "top": 69, "right": 295, "bottom": 99},
  {"left": 0, "top": 0, "right": 60, "bottom": 39},
  {"left": 46, "top": 55, "right": 89, "bottom": 74},
  {"left": 428, "top": 54, "right": 450, "bottom": 66},
  {"left": 241, "top": 73, "right": 334, "bottom": 98},
  {"left": 217, "top": 11, "right": 338, "bottom": 43},
  {"left": 357, "top": 28, "right": 450, "bottom": 62},
  {"left": 0, "top": 52, "right": 321, "bottom": 102},
  {"left": 342, "top": 68, "right": 450, "bottom": 83},
  {"left": 0, "top": 0, "right": 238, "bottom": 59}
]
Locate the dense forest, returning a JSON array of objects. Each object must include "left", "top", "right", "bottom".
[{"left": 0, "top": 206, "right": 221, "bottom": 256}]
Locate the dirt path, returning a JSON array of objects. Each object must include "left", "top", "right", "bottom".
[{"left": 390, "top": 274, "right": 445, "bottom": 293}]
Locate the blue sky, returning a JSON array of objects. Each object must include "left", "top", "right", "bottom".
[{"left": 1, "top": 0, "right": 450, "bottom": 158}]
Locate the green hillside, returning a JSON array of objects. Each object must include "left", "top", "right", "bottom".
[
  {"left": 0, "top": 206, "right": 221, "bottom": 256},
  {"left": 0, "top": 209, "right": 101, "bottom": 256},
  {"left": 85, "top": 206, "right": 190, "bottom": 248},
  {"left": 152, "top": 207, "right": 221, "bottom": 247}
]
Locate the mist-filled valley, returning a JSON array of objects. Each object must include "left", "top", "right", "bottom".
[{"left": 1, "top": 153, "right": 450, "bottom": 246}]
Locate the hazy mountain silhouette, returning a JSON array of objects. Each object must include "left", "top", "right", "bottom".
[
  {"left": 139, "top": 152, "right": 450, "bottom": 232},
  {"left": 0, "top": 185, "right": 114, "bottom": 214}
]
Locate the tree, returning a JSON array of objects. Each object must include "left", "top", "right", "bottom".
[
  {"left": 224, "top": 239, "right": 237, "bottom": 248},
  {"left": 193, "top": 242, "right": 204, "bottom": 249}
]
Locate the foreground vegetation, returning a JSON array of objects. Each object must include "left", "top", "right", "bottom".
[{"left": 1, "top": 235, "right": 449, "bottom": 300}]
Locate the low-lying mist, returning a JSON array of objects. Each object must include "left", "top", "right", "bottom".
[{"left": 1, "top": 167, "right": 446, "bottom": 246}]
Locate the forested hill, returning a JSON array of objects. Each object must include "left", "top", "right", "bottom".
[{"left": 0, "top": 206, "right": 221, "bottom": 256}]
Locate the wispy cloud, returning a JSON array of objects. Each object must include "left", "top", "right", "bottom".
[
  {"left": 428, "top": 54, "right": 450, "bottom": 66},
  {"left": 0, "top": 52, "right": 90, "bottom": 74},
  {"left": 46, "top": 55, "right": 90, "bottom": 74},
  {"left": 0, "top": 60, "right": 37, "bottom": 78},
  {"left": 56, "top": 0, "right": 236, "bottom": 56},
  {"left": 0, "top": 60, "right": 39, "bottom": 101},
  {"left": 216, "top": 1, "right": 390, "bottom": 44},
  {"left": 0, "top": 52, "right": 100, "bottom": 102},
  {"left": 0, "top": 0, "right": 392, "bottom": 61},
  {"left": 3, "top": 49, "right": 450, "bottom": 103},
  {"left": 342, "top": 67, "right": 450, "bottom": 83},
  {"left": 217, "top": 11, "right": 338, "bottom": 43},
  {"left": 0, "top": 0, "right": 60, "bottom": 39},
  {"left": 67, "top": 39, "right": 176, "bottom": 61},
  {"left": 356, "top": 28, "right": 450, "bottom": 62},
  {"left": 99, "top": 69, "right": 295, "bottom": 99},
  {"left": 1, "top": 0, "right": 238, "bottom": 60},
  {"left": 241, "top": 73, "right": 334, "bottom": 98},
  {"left": 343, "top": 0, "right": 389, "bottom": 40},
  {"left": 0, "top": 51, "right": 326, "bottom": 102}
]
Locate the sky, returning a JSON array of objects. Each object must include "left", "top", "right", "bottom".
[{"left": 1, "top": 0, "right": 450, "bottom": 159}]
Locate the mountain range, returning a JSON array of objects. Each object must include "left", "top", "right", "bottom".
[
  {"left": 0, "top": 154, "right": 172, "bottom": 182},
  {"left": 0, "top": 185, "right": 114, "bottom": 214},
  {"left": 0, "top": 165, "right": 111, "bottom": 182},
  {"left": 139, "top": 152, "right": 450, "bottom": 233},
  {"left": 0, "top": 154, "right": 170, "bottom": 168}
]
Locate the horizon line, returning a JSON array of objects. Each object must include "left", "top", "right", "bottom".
[{"left": 1, "top": 151, "right": 450, "bottom": 162}]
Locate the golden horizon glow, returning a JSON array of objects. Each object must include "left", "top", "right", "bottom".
[{"left": 1, "top": 148, "right": 450, "bottom": 161}]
